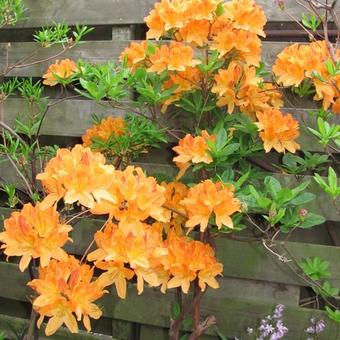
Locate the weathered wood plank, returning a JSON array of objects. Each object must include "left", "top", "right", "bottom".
[
  {"left": 0, "top": 262, "right": 337, "bottom": 340},
  {"left": 1, "top": 41, "right": 290, "bottom": 77},
  {"left": 0, "top": 314, "right": 116, "bottom": 340},
  {"left": 3, "top": 96, "right": 338, "bottom": 154},
  {"left": 2, "top": 0, "right": 338, "bottom": 28}
]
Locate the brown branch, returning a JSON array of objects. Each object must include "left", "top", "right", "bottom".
[{"left": 188, "top": 316, "right": 216, "bottom": 340}]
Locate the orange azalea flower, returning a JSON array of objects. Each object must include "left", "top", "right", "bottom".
[
  {"left": 256, "top": 108, "right": 301, "bottom": 153},
  {"left": 187, "top": 0, "right": 220, "bottom": 21},
  {"left": 28, "top": 256, "right": 108, "bottom": 336},
  {"left": 36, "top": 145, "right": 115, "bottom": 209},
  {"left": 180, "top": 180, "right": 241, "bottom": 232},
  {"left": 173, "top": 130, "right": 216, "bottom": 179},
  {"left": 0, "top": 203, "right": 71, "bottom": 272},
  {"left": 178, "top": 19, "right": 210, "bottom": 46},
  {"left": 161, "top": 181, "right": 188, "bottom": 233},
  {"left": 212, "top": 61, "right": 260, "bottom": 113},
  {"left": 82, "top": 116, "right": 126, "bottom": 148},
  {"left": 148, "top": 42, "right": 200, "bottom": 74},
  {"left": 161, "top": 231, "right": 223, "bottom": 293},
  {"left": 91, "top": 166, "right": 168, "bottom": 223},
  {"left": 157, "top": 0, "right": 187, "bottom": 31},
  {"left": 119, "top": 41, "right": 148, "bottom": 70},
  {"left": 145, "top": 5, "right": 166, "bottom": 39},
  {"left": 273, "top": 41, "right": 340, "bottom": 110},
  {"left": 42, "top": 59, "right": 77, "bottom": 86},
  {"left": 211, "top": 26, "right": 261, "bottom": 66},
  {"left": 272, "top": 43, "right": 307, "bottom": 87},
  {"left": 88, "top": 220, "right": 168, "bottom": 296},
  {"left": 223, "top": 0, "right": 267, "bottom": 37}
]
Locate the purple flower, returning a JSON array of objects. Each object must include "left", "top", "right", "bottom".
[
  {"left": 273, "top": 304, "right": 285, "bottom": 319},
  {"left": 257, "top": 305, "right": 288, "bottom": 339},
  {"left": 305, "top": 318, "right": 326, "bottom": 334}
]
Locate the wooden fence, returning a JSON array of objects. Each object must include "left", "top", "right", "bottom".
[{"left": 0, "top": 1, "right": 340, "bottom": 339}]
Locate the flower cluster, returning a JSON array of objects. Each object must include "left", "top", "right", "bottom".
[
  {"left": 90, "top": 166, "right": 168, "bottom": 222},
  {"left": 181, "top": 179, "right": 241, "bottom": 232},
  {"left": 173, "top": 130, "right": 216, "bottom": 178},
  {"left": 256, "top": 108, "right": 300, "bottom": 153},
  {"left": 212, "top": 61, "right": 283, "bottom": 117},
  {"left": 145, "top": 0, "right": 266, "bottom": 66},
  {"left": 28, "top": 256, "right": 108, "bottom": 336},
  {"left": 257, "top": 304, "right": 288, "bottom": 340},
  {"left": 88, "top": 224, "right": 223, "bottom": 296},
  {"left": 88, "top": 220, "right": 167, "bottom": 297},
  {"left": 273, "top": 41, "right": 340, "bottom": 113},
  {"left": 305, "top": 317, "right": 326, "bottom": 338},
  {"left": 42, "top": 59, "right": 77, "bottom": 86},
  {"left": 0, "top": 203, "right": 71, "bottom": 272},
  {"left": 161, "top": 231, "right": 223, "bottom": 293},
  {"left": 82, "top": 116, "right": 126, "bottom": 148},
  {"left": 36, "top": 144, "right": 115, "bottom": 209}
]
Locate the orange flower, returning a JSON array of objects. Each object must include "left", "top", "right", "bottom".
[
  {"left": 157, "top": 0, "right": 187, "bottom": 31},
  {"left": 88, "top": 220, "right": 168, "bottom": 296},
  {"left": 82, "top": 116, "right": 126, "bottom": 148},
  {"left": 212, "top": 61, "right": 260, "bottom": 113},
  {"left": 178, "top": 19, "right": 210, "bottom": 46},
  {"left": 148, "top": 42, "right": 200, "bottom": 74},
  {"left": 211, "top": 26, "right": 261, "bottom": 66},
  {"left": 223, "top": 0, "right": 267, "bottom": 37},
  {"left": 42, "top": 59, "right": 77, "bottom": 86},
  {"left": 119, "top": 41, "right": 148, "bottom": 70},
  {"left": 0, "top": 203, "right": 71, "bottom": 272},
  {"left": 256, "top": 108, "right": 301, "bottom": 153},
  {"left": 145, "top": 4, "right": 166, "bottom": 40},
  {"left": 272, "top": 43, "right": 307, "bottom": 87},
  {"left": 180, "top": 180, "right": 241, "bottom": 232},
  {"left": 273, "top": 40, "right": 340, "bottom": 110},
  {"left": 161, "top": 181, "right": 188, "bottom": 233},
  {"left": 91, "top": 166, "right": 168, "bottom": 223},
  {"left": 36, "top": 145, "right": 115, "bottom": 209},
  {"left": 28, "top": 256, "right": 108, "bottom": 336},
  {"left": 161, "top": 231, "right": 223, "bottom": 293},
  {"left": 173, "top": 130, "right": 215, "bottom": 179}
]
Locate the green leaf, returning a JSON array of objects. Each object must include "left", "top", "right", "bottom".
[
  {"left": 264, "top": 176, "right": 281, "bottom": 199},
  {"left": 326, "top": 307, "right": 340, "bottom": 323},
  {"left": 299, "top": 213, "right": 325, "bottom": 229},
  {"left": 171, "top": 302, "right": 181, "bottom": 319},
  {"left": 300, "top": 256, "right": 330, "bottom": 280},
  {"left": 289, "top": 192, "right": 315, "bottom": 206},
  {"left": 215, "top": 2, "right": 225, "bottom": 16}
]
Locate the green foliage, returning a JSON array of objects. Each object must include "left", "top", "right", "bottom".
[
  {"left": 131, "top": 67, "right": 178, "bottom": 107},
  {"left": 0, "top": 0, "right": 25, "bottom": 28},
  {"left": 0, "top": 331, "right": 5, "bottom": 340},
  {"left": 291, "top": 80, "right": 315, "bottom": 97},
  {"left": 308, "top": 117, "right": 340, "bottom": 147},
  {"left": 301, "top": 13, "right": 322, "bottom": 32},
  {"left": 326, "top": 307, "right": 340, "bottom": 323},
  {"left": 314, "top": 166, "right": 340, "bottom": 199},
  {"left": 0, "top": 79, "right": 20, "bottom": 99},
  {"left": 18, "top": 79, "right": 44, "bottom": 102},
  {"left": 281, "top": 151, "right": 329, "bottom": 174},
  {"left": 0, "top": 183, "right": 19, "bottom": 208},
  {"left": 33, "top": 23, "right": 93, "bottom": 47},
  {"left": 300, "top": 256, "right": 330, "bottom": 281},
  {"left": 244, "top": 176, "right": 325, "bottom": 232},
  {"left": 77, "top": 61, "right": 129, "bottom": 101},
  {"left": 89, "top": 113, "right": 167, "bottom": 160}
]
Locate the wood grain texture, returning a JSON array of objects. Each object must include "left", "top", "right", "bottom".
[
  {"left": 1, "top": 41, "right": 292, "bottom": 77},
  {"left": 0, "top": 261, "right": 337, "bottom": 340},
  {"left": 3, "top": 0, "right": 339, "bottom": 28}
]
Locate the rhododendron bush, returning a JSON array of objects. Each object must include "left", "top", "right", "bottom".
[{"left": 0, "top": 0, "right": 339, "bottom": 339}]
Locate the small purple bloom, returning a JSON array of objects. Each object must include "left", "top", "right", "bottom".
[{"left": 305, "top": 318, "right": 326, "bottom": 334}]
